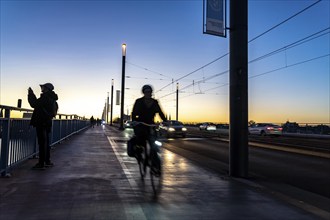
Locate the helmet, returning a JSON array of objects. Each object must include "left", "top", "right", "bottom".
[{"left": 142, "top": 84, "right": 153, "bottom": 93}]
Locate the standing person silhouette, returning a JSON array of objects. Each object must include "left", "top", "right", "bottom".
[
  {"left": 90, "top": 116, "right": 95, "bottom": 128},
  {"left": 28, "top": 83, "right": 58, "bottom": 170}
]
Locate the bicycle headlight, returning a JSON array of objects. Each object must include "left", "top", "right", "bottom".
[{"left": 154, "top": 140, "right": 162, "bottom": 147}]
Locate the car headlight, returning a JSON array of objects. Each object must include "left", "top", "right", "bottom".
[
  {"left": 182, "top": 127, "right": 187, "bottom": 131},
  {"left": 168, "top": 127, "right": 175, "bottom": 132}
]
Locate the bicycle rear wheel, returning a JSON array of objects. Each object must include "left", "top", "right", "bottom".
[{"left": 136, "top": 146, "right": 147, "bottom": 179}]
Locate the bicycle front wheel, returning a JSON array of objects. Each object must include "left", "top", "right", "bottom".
[{"left": 150, "top": 149, "right": 162, "bottom": 194}]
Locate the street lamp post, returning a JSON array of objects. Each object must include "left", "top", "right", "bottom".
[
  {"left": 176, "top": 83, "right": 179, "bottom": 121},
  {"left": 110, "top": 79, "right": 114, "bottom": 126},
  {"left": 106, "top": 92, "right": 109, "bottom": 124},
  {"left": 120, "top": 44, "right": 126, "bottom": 130}
]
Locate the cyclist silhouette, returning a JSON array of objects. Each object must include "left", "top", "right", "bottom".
[{"left": 131, "top": 84, "right": 167, "bottom": 174}]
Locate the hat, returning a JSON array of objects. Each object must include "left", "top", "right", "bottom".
[{"left": 40, "top": 83, "right": 54, "bottom": 91}]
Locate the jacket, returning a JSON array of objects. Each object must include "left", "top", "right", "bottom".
[
  {"left": 28, "top": 90, "right": 58, "bottom": 130},
  {"left": 132, "top": 97, "right": 166, "bottom": 124}
]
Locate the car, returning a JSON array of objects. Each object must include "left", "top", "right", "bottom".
[
  {"left": 248, "top": 123, "right": 283, "bottom": 136},
  {"left": 199, "top": 123, "right": 217, "bottom": 131},
  {"left": 158, "top": 120, "right": 187, "bottom": 138}
]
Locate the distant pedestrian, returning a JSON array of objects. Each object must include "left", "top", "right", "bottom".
[
  {"left": 90, "top": 116, "right": 96, "bottom": 128},
  {"left": 28, "top": 83, "right": 58, "bottom": 170}
]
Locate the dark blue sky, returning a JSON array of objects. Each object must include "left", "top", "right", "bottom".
[{"left": 1, "top": 0, "right": 329, "bottom": 123}]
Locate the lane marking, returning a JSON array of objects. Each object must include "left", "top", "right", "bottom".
[
  {"left": 106, "top": 137, "right": 147, "bottom": 220},
  {"left": 214, "top": 137, "right": 330, "bottom": 159},
  {"left": 249, "top": 142, "right": 330, "bottom": 159}
]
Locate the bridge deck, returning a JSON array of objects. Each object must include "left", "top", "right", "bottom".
[{"left": 0, "top": 125, "right": 325, "bottom": 220}]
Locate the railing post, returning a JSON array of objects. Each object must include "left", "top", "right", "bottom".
[
  {"left": 1, "top": 109, "right": 11, "bottom": 176},
  {"left": 50, "top": 119, "right": 55, "bottom": 146}
]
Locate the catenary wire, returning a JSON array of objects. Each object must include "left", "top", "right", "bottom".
[
  {"left": 154, "top": 0, "right": 323, "bottom": 94},
  {"left": 125, "top": 1, "right": 327, "bottom": 103},
  {"left": 157, "top": 28, "right": 329, "bottom": 99}
]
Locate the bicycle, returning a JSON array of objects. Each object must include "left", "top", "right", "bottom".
[{"left": 131, "top": 122, "right": 162, "bottom": 193}]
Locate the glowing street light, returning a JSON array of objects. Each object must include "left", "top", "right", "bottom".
[
  {"left": 120, "top": 43, "right": 126, "bottom": 130},
  {"left": 110, "top": 79, "right": 114, "bottom": 126},
  {"left": 122, "top": 43, "right": 126, "bottom": 56}
]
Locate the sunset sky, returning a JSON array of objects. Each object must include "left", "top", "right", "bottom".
[{"left": 1, "top": 0, "right": 329, "bottom": 124}]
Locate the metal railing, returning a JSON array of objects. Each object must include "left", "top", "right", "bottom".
[{"left": 0, "top": 105, "right": 90, "bottom": 176}]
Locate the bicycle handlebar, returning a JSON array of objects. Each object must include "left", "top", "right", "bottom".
[{"left": 132, "top": 121, "right": 158, "bottom": 127}]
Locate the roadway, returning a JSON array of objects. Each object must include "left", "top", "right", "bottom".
[
  {"left": 1, "top": 125, "right": 329, "bottom": 220},
  {"left": 157, "top": 129, "right": 330, "bottom": 213}
]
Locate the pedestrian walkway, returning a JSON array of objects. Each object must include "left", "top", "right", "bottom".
[{"left": 0, "top": 125, "right": 326, "bottom": 220}]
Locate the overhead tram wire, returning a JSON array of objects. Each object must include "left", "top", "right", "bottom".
[
  {"left": 179, "top": 70, "right": 229, "bottom": 91},
  {"left": 157, "top": 69, "right": 229, "bottom": 99},
  {"left": 249, "top": 54, "right": 330, "bottom": 79},
  {"left": 249, "top": 27, "right": 330, "bottom": 64},
  {"left": 126, "top": 61, "right": 173, "bottom": 79},
  {"left": 158, "top": 26, "right": 329, "bottom": 99},
  {"left": 161, "top": 48, "right": 329, "bottom": 104},
  {"left": 160, "top": 32, "right": 330, "bottom": 98},
  {"left": 126, "top": 75, "right": 196, "bottom": 83},
  {"left": 159, "top": 50, "right": 328, "bottom": 100},
  {"left": 248, "top": 0, "right": 322, "bottom": 43},
  {"left": 126, "top": 0, "right": 324, "bottom": 101},
  {"left": 156, "top": 0, "right": 323, "bottom": 95},
  {"left": 201, "top": 54, "right": 330, "bottom": 92},
  {"left": 126, "top": 76, "right": 172, "bottom": 81},
  {"left": 171, "top": 53, "right": 329, "bottom": 102},
  {"left": 155, "top": 52, "right": 229, "bottom": 93}
]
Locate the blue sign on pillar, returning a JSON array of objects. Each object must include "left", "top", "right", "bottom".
[{"left": 203, "top": 0, "right": 226, "bottom": 37}]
